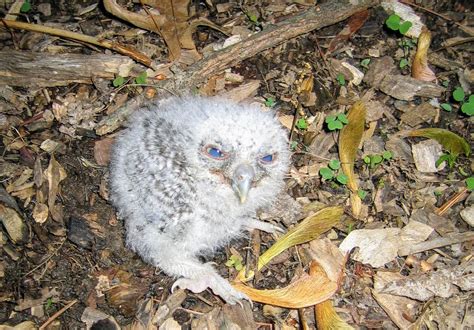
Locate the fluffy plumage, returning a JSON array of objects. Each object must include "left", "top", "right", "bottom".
[{"left": 109, "top": 96, "right": 289, "bottom": 304}]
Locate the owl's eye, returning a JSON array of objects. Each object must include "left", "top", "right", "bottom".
[
  {"left": 260, "top": 153, "right": 275, "bottom": 164},
  {"left": 203, "top": 146, "right": 228, "bottom": 160}
]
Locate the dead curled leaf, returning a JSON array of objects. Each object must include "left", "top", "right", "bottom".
[
  {"left": 315, "top": 299, "right": 354, "bottom": 330},
  {"left": 44, "top": 155, "right": 67, "bottom": 222},
  {"left": 232, "top": 207, "right": 343, "bottom": 308},
  {"left": 339, "top": 101, "right": 366, "bottom": 217},
  {"left": 412, "top": 27, "right": 436, "bottom": 82},
  {"left": 407, "top": 128, "right": 471, "bottom": 157},
  {"left": 232, "top": 262, "right": 338, "bottom": 309}
]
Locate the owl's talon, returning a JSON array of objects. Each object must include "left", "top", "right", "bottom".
[{"left": 171, "top": 273, "right": 250, "bottom": 305}]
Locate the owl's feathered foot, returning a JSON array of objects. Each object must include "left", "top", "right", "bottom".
[
  {"left": 171, "top": 270, "right": 249, "bottom": 305},
  {"left": 243, "top": 218, "right": 285, "bottom": 234}
]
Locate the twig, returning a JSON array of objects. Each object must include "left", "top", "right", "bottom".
[
  {"left": 435, "top": 187, "right": 469, "bottom": 216},
  {"left": 39, "top": 300, "right": 78, "bottom": 330},
  {"left": 0, "top": 19, "right": 152, "bottom": 66}
]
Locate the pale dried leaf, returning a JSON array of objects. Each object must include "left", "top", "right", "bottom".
[
  {"left": 412, "top": 28, "right": 436, "bottom": 82},
  {"left": 32, "top": 203, "right": 49, "bottom": 224}
]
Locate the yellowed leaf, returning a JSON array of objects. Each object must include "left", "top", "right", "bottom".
[
  {"left": 339, "top": 101, "right": 365, "bottom": 217},
  {"left": 412, "top": 27, "right": 436, "bottom": 82},
  {"left": 236, "top": 206, "right": 343, "bottom": 283},
  {"left": 315, "top": 299, "right": 354, "bottom": 330},
  {"left": 233, "top": 262, "right": 337, "bottom": 309},
  {"left": 339, "top": 101, "right": 365, "bottom": 192}
]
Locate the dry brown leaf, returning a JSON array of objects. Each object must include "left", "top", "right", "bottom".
[
  {"left": 45, "top": 155, "right": 67, "bottom": 222},
  {"left": 339, "top": 101, "right": 366, "bottom": 217},
  {"left": 232, "top": 262, "right": 337, "bottom": 308},
  {"left": 326, "top": 9, "right": 369, "bottom": 54},
  {"left": 412, "top": 27, "right": 436, "bottom": 82},
  {"left": 32, "top": 202, "right": 49, "bottom": 224}
]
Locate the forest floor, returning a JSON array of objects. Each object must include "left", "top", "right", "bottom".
[{"left": 0, "top": 0, "right": 473, "bottom": 329}]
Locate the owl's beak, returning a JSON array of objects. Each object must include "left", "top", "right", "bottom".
[{"left": 231, "top": 164, "right": 255, "bottom": 204}]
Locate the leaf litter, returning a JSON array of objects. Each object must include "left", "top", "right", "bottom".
[{"left": 0, "top": 0, "right": 473, "bottom": 328}]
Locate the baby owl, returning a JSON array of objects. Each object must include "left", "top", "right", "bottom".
[{"left": 109, "top": 96, "right": 290, "bottom": 304}]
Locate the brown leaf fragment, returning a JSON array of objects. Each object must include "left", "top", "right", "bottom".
[
  {"left": 372, "top": 272, "right": 418, "bottom": 329},
  {"left": 32, "top": 203, "right": 49, "bottom": 224},
  {"left": 94, "top": 137, "right": 114, "bottom": 166},
  {"left": 45, "top": 155, "right": 67, "bottom": 222},
  {"left": 412, "top": 27, "right": 436, "bottom": 82},
  {"left": 0, "top": 204, "right": 28, "bottom": 244},
  {"left": 81, "top": 307, "right": 121, "bottom": 330},
  {"left": 382, "top": 261, "right": 474, "bottom": 301},
  {"left": 326, "top": 10, "right": 370, "bottom": 54},
  {"left": 379, "top": 75, "right": 444, "bottom": 101}
]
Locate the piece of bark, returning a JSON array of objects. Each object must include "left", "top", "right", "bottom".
[
  {"left": 0, "top": 50, "right": 135, "bottom": 87},
  {"left": 96, "top": 0, "right": 379, "bottom": 135}
]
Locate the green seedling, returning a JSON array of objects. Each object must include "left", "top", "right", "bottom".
[
  {"left": 113, "top": 75, "right": 126, "bottom": 87},
  {"left": 441, "top": 88, "right": 473, "bottom": 116},
  {"left": 265, "top": 97, "right": 276, "bottom": 108},
  {"left": 336, "top": 73, "right": 346, "bottom": 86},
  {"left": 325, "top": 113, "right": 348, "bottom": 131},
  {"left": 386, "top": 14, "right": 413, "bottom": 35},
  {"left": 360, "top": 58, "right": 371, "bottom": 69},
  {"left": 363, "top": 151, "right": 392, "bottom": 169},
  {"left": 21, "top": 0, "right": 31, "bottom": 13},
  {"left": 399, "top": 58, "right": 409, "bottom": 69},
  {"left": 319, "top": 159, "right": 348, "bottom": 185},
  {"left": 134, "top": 71, "right": 147, "bottom": 84},
  {"left": 357, "top": 189, "right": 368, "bottom": 200},
  {"left": 436, "top": 152, "right": 456, "bottom": 169},
  {"left": 466, "top": 177, "right": 474, "bottom": 191},
  {"left": 225, "top": 254, "right": 243, "bottom": 271},
  {"left": 296, "top": 118, "right": 308, "bottom": 130}
]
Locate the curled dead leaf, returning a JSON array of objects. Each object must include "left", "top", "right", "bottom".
[
  {"left": 412, "top": 27, "right": 436, "bottom": 82},
  {"left": 32, "top": 202, "right": 49, "bottom": 224},
  {"left": 315, "top": 299, "right": 354, "bottom": 330},
  {"left": 232, "top": 262, "right": 337, "bottom": 309}
]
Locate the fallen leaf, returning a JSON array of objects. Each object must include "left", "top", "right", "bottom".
[
  {"left": 407, "top": 128, "right": 471, "bottom": 157},
  {"left": 339, "top": 221, "right": 433, "bottom": 267},
  {"left": 412, "top": 27, "right": 436, "bottom": 82},
  {"left": 382, "top": 261, "right": 474, "bottom": 301},
  {"left": 32, "top": 202, "right": 49, "bottom": 224},
  {"left": 326, "top": 9, "right": 369, "bottom": 54},
  {"left": 0, "top": 204, "right": 28, "bottom": 244},
  {"left": 240, "top": 206, "right": 343, "bottom": 281},
  {"left": 315, "top": 299, "right": 354, "bottom": 330},
  {"left": 232, "top": 262, "right": 337, "bottom": 309},
  {"left": 44, "top": 155, "right": 67, "bottom": 222},
  {"left": 412, "top": 139, "right": 444, "bottom": 172},
  {"left": 339, "top": 101, "right": 366, "bottom": 217}
]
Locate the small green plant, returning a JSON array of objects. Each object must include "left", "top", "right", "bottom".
[
  {"left": 435, "top": 152, "right": 456, "bottom": 169},
  {"left": 357, "top": 189, "right": 368, "bottom": 200},
  {"left": 399, "top": 58, "right": 409, "bottom": 69},
  {"left": 264, "top": 97, "right": 276, "bottom": 108},
  {"left": 225, "top": 254, "right": 243, "bottom": 271},
  {"left": 441, "top": 87, "right": 473, "bottom": 116},
  {"left": 290, "top": 140, "right": 298, "bottom": 151},
  {"left": 113, "top": 75, "right": 126, "bottom": 87},
  {"left": 296, "top": 118, "right": 308, "bottom": 130},
  {"left": 336, "top": 73, "right": 346, "bottom": 86},
  {"left": 363, "top": 151, "right": 393, "bottom": 169},
  {"left": 386, "top": 14, "right": 413, "bottom": 35},
  {"left": 20, "top": 0, "right": 31, "bottom": 13},
  {"left": 134, "top": 72, "right": 147, "bottom": 84},
  {"left": 360, "top": 58, "right": 371, "bottom": 69},
  {"left": 325, "top": 113, "right": 348, "bottom": 131},
  {"left": 44, "top": 297, "right": 55, "bottom": 311},
  {"left": 466, "top": 177, "right": 474, "bottom": 191},
  {"left": 319, "top": 159, "right": 348, "bottom": 185}
]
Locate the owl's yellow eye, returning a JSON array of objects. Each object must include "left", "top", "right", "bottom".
[{"left": 203, "top": 145, "right": 229, "bottom": 160}]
